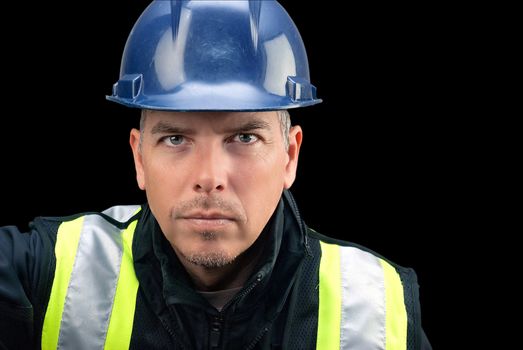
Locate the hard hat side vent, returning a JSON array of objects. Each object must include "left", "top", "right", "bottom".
[
  {"left": 286, "top": 76, "right": 316, "bottom": 102},
  {"left": 113, "top": 74, "right": 143, "bottom": 100}
]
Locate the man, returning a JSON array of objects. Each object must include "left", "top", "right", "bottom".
[{"left": 0, "top": 1, "right": 431, "bottom": 349}]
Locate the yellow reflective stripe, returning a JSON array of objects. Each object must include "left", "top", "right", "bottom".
[
  {"left": 104, "top": 219, "right": 140, "bottom": 349},
  {"left": 380, "top": 259, "right": 407, "bottom": 350},
  {"left": 317, "top": 241, "right": 341, "bottom": 350},
  {"left": 41, "top": 217, "right": 85, "bottom": 350}
]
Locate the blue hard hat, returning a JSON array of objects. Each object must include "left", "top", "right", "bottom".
[{"left": 107, "top": 0, "right": 321, "bottom": 111}]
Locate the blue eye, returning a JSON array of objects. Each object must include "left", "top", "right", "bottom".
[
  {"left": 168, "top": 135, "right": 184, "bottom": 145},
  {"left": 235, "top": 134, "right": 258, "bottom": 144}
]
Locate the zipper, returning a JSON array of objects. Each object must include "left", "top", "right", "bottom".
[
  {"left": 225, "top": 273, "right": 264, "bottom": 308},
  {"left": 210, "top": 315, "right": 224, "bottom": 348},
  {"left": 244, "top": 325, "right": 270, "bottom": 350},
  {"left": 162, "top": 306, "right": 187, "bottom": 350},
  {"left": 208, "top": 273, "right": 264, "bottom": 349}
]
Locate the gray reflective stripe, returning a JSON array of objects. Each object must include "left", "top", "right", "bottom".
[
  {"left": 339, "top": 246, "right": 386, "bottom": 350},
  {"left": 57, "top": 213, "right": 127, "bottom": 349},
  {"left": 102, "top": 204, "right": 141, "bottom": 222}
]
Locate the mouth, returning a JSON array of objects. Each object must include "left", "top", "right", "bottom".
[{"left": 179, "top": 212, "right": 236, "bottom": 229}]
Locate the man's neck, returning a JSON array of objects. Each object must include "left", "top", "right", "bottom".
[{"left": 174, "top": 238, "right": 266, "bottom": 292}]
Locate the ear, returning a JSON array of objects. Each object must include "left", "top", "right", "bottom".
[
  {"left": 283, "top": 125, "right": 303, "bottom": 189},
  {"left": 129, "top": 129, "right": 146, "bottom": 190}
]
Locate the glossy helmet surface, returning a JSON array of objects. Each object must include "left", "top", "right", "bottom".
[{"left": 107, "top": 0, "right": 321, "bottom": 111}]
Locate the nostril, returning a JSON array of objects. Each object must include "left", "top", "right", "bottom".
[{"left": 194, "top": 183, "right": 224, "bottom": 193}]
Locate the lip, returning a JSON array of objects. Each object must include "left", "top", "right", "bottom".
[
  {"left": 181, "top": 211, "right": 235, "bottom": 220},
  {"left": 179, "top": 212, "right": 236, "bottom": 229}
]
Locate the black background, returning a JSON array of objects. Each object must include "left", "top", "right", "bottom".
[{"left": 0, "top": 1, "right": 449, "bottom": 346}]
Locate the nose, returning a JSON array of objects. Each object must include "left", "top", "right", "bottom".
[{"left": 192, "top": 145, "right": 227, "bottom": 194}]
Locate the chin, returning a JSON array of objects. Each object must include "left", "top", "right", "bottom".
[{"left": 181, "top": 248, "right": 237, "bottom": 268}]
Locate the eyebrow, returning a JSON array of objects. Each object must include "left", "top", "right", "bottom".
[
  {"left": 150, "top": 119, "right": 272, "bottom": 135},
  {"left": 225, "top": 119, "right": 272, "bottom": 134},
  {"left": 150, "top": 121, "right": 195, "bottom": 135}
]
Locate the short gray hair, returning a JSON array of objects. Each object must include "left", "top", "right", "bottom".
[
  {"left": 139, "top": 109, "right": 291, "bottom": 150},
  {"left": 277, "top": 110, "right": 291, "bottom": 150}
]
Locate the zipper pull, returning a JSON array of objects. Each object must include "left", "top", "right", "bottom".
[{"left": 210, "top": 316, "right": 223, "bottom": 348}]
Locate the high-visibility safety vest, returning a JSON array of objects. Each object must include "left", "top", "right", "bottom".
[
  {"left": 42, "top": 205, "right": 409, "bottom": 350},
  {"left": 42, "top": 205, "right": 141, "bottom": 350}
]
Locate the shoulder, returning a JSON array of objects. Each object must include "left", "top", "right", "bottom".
[
  {"left": 306, "top": 226, "right": 419, "bottom": 283},
  {"left": 306, "top": 227, "right": 427, "bottom": 348},
  {"left": 1, "top": 205, "right": 144, "bottom": 251},
  {"left": 0, "top": 204, "right": 145, "bottom": 349},
  {"left": 35, "top": 204, "right": 143, "bottom": 232},
  {"left": 305, "top": 226, "right": 421, "bottom": 321}
]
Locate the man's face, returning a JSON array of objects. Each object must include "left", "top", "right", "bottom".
[{"left": 130, "top": 110, "right": 302, "bottom": 268}]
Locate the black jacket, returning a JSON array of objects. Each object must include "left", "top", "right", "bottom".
[{"left": 0, "top": 192, "right": 432, "bottom": 349}]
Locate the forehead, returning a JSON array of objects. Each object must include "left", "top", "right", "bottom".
[{"left": 144, "top": 110, "right": 279, "bottom": 129}]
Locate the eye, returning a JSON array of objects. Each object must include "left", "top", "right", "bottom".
[
  {"left": 164, "top": 135, "right": 185, "bottom": 146},
  {"left": 233, "top": 133, "right": 259, "bottom": 144}
]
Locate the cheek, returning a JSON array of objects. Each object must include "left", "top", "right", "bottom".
[
  {"left": 144, "top": 158, "right": 171, "bottom": 188},
  {"left": 233, "top": 151, "right": 286, "bottom": 190},
  {"left": 232, "top": 154, "right": 286, "bottom": 227},
  {"left": 142, "top": 157, "right": 185, "bottom": 215}
]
